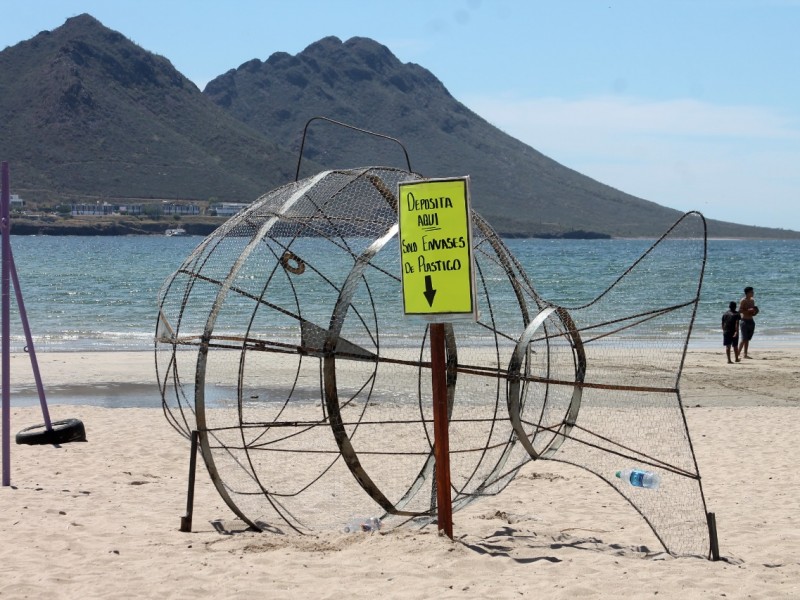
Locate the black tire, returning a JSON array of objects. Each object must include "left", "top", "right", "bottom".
[{"left": 16, "top": 418, "right": 86, "bottom": 445}]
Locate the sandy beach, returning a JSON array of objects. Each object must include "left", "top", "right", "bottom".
[{"left": 2, "top": 347, "right": 799, "bottom": 599}]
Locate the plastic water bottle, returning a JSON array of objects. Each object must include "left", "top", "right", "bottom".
[
  {"left": 615, "top": 469, "right": 661, "bottom": 489},
  {"left": 343, "top": 516, "right": 382, "bottom": 533}
]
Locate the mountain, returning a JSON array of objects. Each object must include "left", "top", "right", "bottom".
[
  {"left": 204, "top": 36, "right": 798, "bottom": 239},
  {"left": 0, "top": 14, "right": 305, "bottom": 204},
  {"left": 0, "top": 17, "right": 796, "bottom": 238}
]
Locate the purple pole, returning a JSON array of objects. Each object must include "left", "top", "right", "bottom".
[
  {"left": 9, "top": 248, "right": 52, "bottom": 429},
  {"left": 2, "top": 162, "right": 11, "bottom": 486}
]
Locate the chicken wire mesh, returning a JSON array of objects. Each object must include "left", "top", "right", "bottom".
[{"left": 155, "top": 166, "right": 711, "bottom": 557}]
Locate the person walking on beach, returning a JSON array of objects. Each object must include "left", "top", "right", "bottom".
[
  {"left": 737, "top": 286, "right": 758, "bottom": 359},
  {"left": 722, "top": 301, "right": 741, "bottom": 363}
]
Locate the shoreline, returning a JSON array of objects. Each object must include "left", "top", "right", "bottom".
[{"left": 7, "top": 346, "right": 799, "bottom": 409}]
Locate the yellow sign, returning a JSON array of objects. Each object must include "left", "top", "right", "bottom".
[{"left": 397, "top": 177, "right": 477, "bottom": 320}]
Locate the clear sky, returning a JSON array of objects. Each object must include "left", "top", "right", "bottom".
[{"left": 3, "top": 0, "right": 799, "bottom": 231}]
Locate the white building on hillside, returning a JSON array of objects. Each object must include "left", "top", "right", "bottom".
[
  {"left": 70, "top": 202, "right": 143, "bottom": 216},
  {"left": 161, "top": 202, "right": 200, "bottom": 216},
  {"left": 215, "top": 202, "right": 249, "bottom": 217}
]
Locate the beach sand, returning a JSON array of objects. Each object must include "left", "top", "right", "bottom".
[{"left": 2, "top": 347, "right": 799, "bottom": 598}]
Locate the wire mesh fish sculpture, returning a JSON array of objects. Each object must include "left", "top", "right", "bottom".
[{"left": 156, "top": 165, "right": 711, "bottom": 557}]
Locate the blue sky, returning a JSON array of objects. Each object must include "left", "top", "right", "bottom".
[{"left": 3, "top": 0, "right": 799, "bottom": 231}]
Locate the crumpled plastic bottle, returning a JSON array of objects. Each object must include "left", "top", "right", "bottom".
[{"left": 343, "top": 516, "right": 382, "bottom": 533}]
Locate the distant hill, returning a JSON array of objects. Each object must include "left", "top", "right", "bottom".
[
  {"left": 1, "top": 16, "right": 797, "bottom": 238},
  {"left": 0, "top": 14, "right": 306, "bottom": 204},
  {"left": 204, "top": 36, "right": 799, "bottom": 239}
]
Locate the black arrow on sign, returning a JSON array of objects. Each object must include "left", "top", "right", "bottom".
[{"left": 423, "top": 275, "right": 437, "bottom": 307}]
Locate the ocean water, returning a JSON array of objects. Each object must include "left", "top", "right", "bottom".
[{"left": 5, "top": 234, "right": 799, "bottom": 353}]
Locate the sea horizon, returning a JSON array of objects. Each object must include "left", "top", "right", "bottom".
[{"left": 4, "top": 234, "right": 797, "bottom": 353}]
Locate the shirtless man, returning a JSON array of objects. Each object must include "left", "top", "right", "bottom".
[{"left": 737, "top": 286, "right": 757, "bottom": 359}]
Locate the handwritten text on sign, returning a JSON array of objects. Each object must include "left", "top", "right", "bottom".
[{"left": 397, "top": 177, "right": 477, "bottom": 319}]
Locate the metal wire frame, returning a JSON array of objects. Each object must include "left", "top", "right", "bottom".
[{"left": 156, "top": 167, "right": 710, "bottom": 555}]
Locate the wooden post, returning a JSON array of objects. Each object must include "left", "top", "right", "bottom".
[{"left": 430, "top": 323, "right": 453, "bottom": 539}]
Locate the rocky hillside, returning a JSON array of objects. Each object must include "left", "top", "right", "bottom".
[
  {"left": 0, "top": 14, "right": 306, "bottom": 204},
  {"left": 204, "top": 36, "right": 798, "bottom": 239}
]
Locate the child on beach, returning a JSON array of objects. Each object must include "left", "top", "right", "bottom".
[{"left": 721, "top": 301, "right": 740, "bottom": 363}]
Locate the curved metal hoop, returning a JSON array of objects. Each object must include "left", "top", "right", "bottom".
[
  {"left": 295, "top": 116, "right": 414, "bottom": 181},
  {"left": 321, "top": 221, "right": 448, "bottom": 517},
  {"left": 194, "top": 173, "right": 328, "bottom": 530},
  {"left": 507, "top": 306, "right": 586, "bottom": 460}
]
